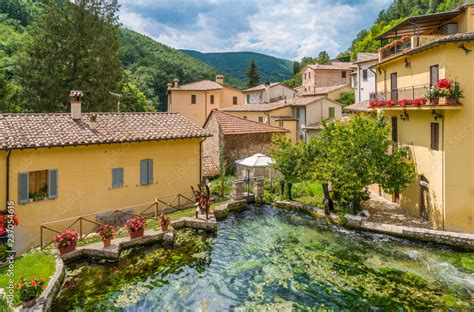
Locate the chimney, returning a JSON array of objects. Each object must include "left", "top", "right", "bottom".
[
  {"left": 90, "top": 113, "right": 98, "bottom": 130},
  {"left": 215, "top": 74, "right": 224, "bottom": 84},
  {"left": 173, "top": 78, "right": 179, "bottom": 88},
  {"left": 167, "top": 82, "right": 172, "bottom": 91},
  {"left": 69, "top": 90, "right": 83, "bottom": 120},
  {"left": 264, "top": 82, "right": 271, "bottom": 103}
]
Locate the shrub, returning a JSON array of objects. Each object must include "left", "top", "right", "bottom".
[
  {"left": 15, "top": 276, "right": 46, "bottom": 302},
  {"left": 0, "top": 244, "right": 11, "bottom": 262},
  {"left": 54, "top": 230, "right": 79, "bottom": 248},
  {"left": 125, "top": 216, "right": 145, "bottom": 233},
  {"left": 0, "top": 211, "right": 19, "bottom": 236}
]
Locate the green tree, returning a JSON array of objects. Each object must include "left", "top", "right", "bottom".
[
  {"left": 20, "top": 0, "right": 122, "bottom": 113},
  {"left": 292, "top": 61, "right": 300, "bottom": 75},
  {"left": 121, "top": 82, "right": 155, "bottom": 112},
  {"left": 317, "top": 51, "right": 330, "bottom": 64},
  {"left": 337, "top": 91, "right": 355, "bottom": 106},
  {"left": 246, "top": 58, "right": 260, "bottom": 88},
  {"left": 271, "top": 136, "right": 302, "bottom": 200}
]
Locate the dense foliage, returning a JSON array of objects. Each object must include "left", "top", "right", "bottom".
[
  {"left": 336, "top": 91, "right": 355, "bottom": 106},
  {"left": 183, "top": 50, "right": 293, "bottom": 84},
  {"left": 272, "top": 114, "right": 416, "bottom": 212}
]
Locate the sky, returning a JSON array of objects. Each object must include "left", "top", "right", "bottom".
[{"left": 119, "top": 0, "right": 392, "bottom": 61}]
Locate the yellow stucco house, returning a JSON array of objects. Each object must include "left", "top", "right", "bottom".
[
  {"left": 370, "top": 4, "right": 474, "bottom": 233},
  {"left": 0, "top": 91, "right": 209, "bottom": 253},
  {"left": 167, "top": 75, "right": 244, "bottom": 126}
]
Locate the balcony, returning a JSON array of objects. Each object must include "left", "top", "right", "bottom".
[
  {"left": 378, "top": 35, "right": 446, "bottom": 61},
  {"left": 369, "top": 83, "right": 463, "bottom": 111}
]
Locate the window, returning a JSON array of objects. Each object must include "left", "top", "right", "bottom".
[
  {"left": 246, "top": 94, "right": 250, "bottom": 104},
  {"left": 210, "top": 95, "right": 215, "bottom": 105},
  {"left": 430, "top": 65, "right": 439, "bottom": 87},
  {"left": 362, "top": 69, "right": 368, "bottom": 81},
  {"left": 391, "top": 116, "right": 398, "bottom": 143},
  {"left": 191, "top": 94, "right": 196, "bottom": 104},
  {"left": 258, "top": 116, "right": 264, "bottom": 123},
  {"left": 233, "top": 96, "right": 238, "bottom": 105},
  {"left": 279, "top": 121, "right": 284, "bottom": 128},
  {"left": 304, "top": 73, "right": 307, "bottom": 79},
  {"left": 328, "top": 107, "right": 335, "bottom": 119},
  {"left": 391, "top": 72, "right": 398, "bottom": 101},
  {"left": 112, "top": 168, "right": 124, "bottom": 188},
  {"left": 295, "top": 107, "right": 301, "bottom": 119},
  {"left": 431, "top": 123, "right": 439, "bottom": 150},
  {"left": 18, "top": 169, "right": 58, "bottom": 204},
  {"left": 140, "top": 159, "right": 154, "bottom": 185},
  {"left": 342, "top": 71, "right": 347, "bottom": 78}
]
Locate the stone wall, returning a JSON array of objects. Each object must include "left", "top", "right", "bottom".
[
  {"left": 314, "top": 69, "right": 351, "bottom": 88},
  {"left": 202, "top": 115, "right": 223, "bottom": 176},
  {"left": 223, "top": 132, "right": 275, "bottom": 173}
]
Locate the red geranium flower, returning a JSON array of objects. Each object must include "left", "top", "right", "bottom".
[
  {"left": 437, "top": 78, "right": 452, "bottom": 90},
  {"left": 377, "top": 100, "right": 385, "bottom": 107}
]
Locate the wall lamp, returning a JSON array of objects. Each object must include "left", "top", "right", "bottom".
[
  {"left": 404, "top": 58, "right": 411, "bottom": 68},
  {"left": 432, "top": 110, "right": 443, "bottom": 121},
  {"left": 400, "top": 110, "right": 409, "bottom": 121}
]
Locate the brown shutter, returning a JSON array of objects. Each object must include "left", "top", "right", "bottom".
[
  {"left": 431, "top": 123, "right": 439, "bottom": 150},
  {"left": 391, "top": 117, "right": 398, "bottom": 143}
]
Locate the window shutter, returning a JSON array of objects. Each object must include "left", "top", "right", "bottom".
[
  {"left": 18, "top": 172, "right": 29, "bottom": 204},
  {"left": 118, "top": 168, "right": 124, "bottom": 186},
  {"left": 48, "top": 170, "right": 58, "bottom": 199},
  {"left": 431, "top": 123, "right": 439, "bottom": 150},
  {"left": 140, "top": 160, "right": 148, "bottom": 185},
  {"left": 147, "top": 160, "right": 154, "bottom": 184},
  {"left": 391, "top": 117, "right": 398, "bottom": 143},
  {"left": 112, "top": 168, "right": 124, "bottom": 188}
]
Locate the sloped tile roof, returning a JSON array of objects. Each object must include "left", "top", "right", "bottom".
[
  {"left": 207, "top": 110, "right": 288, "bottom": 135},
  {"left": 302, "top": 85, "right": 350, "bottom": 96},
  {"left": 222, "top": 95, "right": 325, "bottom": 112},
  {"left": 244, "top": 82, "right": 283, "bottom": 92},
  {"left": 344, "top": 100, "right": 371, "bottom": 112},
  {"left": 307, "top": 61, "right": 356, "bottom": 71},
  {"left": 169, "top": 80, "right": 224, "bottom": 91},
  {"left": 353, "top": 53, "right": 379, "bottom": 64},
  {"left": 0, "top": 112, "right": 209, "bottom": 150}
]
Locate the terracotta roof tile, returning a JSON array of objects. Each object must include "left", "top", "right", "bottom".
[
  {"left": 244, "top": 82, "right": 282, "bottom": 92},
  {"left": 207, "top": 110, "right": 288, "bottom": 135},
  {"left": 307, "top": 61, "right": 356, "bottom": 71},
  {"left": 0, "top": 112, "right": 209, "bottom": 150},
  {"left": 222, "top": 95, "right": 325, "bottom": 112},
  {"left": 169, "top": 80, "right": 224, "bottom": 91},
  {"left": 299, "top": 85, "right": 350, "bottom": 96}
]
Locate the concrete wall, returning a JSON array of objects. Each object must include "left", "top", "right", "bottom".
[
  {"left": 0, "top": 139, "right": 202, "bottom": 253},
  {"left": 375, "top": 40, "right": 474, "bottom": 233},
  {"left": 305, "top": 99, "right": 343, "bottom": 126},
  {"left": 245, "top": 85, "right": 296, "bottom": 104}
]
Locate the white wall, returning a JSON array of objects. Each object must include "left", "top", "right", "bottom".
[
  {"left": 356, "top": 60, "right": 377, "bottom": 103},
  {"left": 244, "top": 84, "right": 296, "bottom": 104}
]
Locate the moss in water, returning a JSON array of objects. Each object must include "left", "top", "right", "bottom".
[{"left": 52, "top": 229, "right": 211, "bottom": 311}]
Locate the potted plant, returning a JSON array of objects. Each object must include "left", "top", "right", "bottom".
[
  {"left": 54, "top": 229, "right": 79, "bottom": 254},
  {"left": 425, "top": 86, "right": 440, "bottom": 105},
  {"left": 448, "top": 81, "right": 463, "bottom": 104},
  {"left": 399, "top": 99, "right": 410, "bottom": 107},
  {"left": 98, "top": 224, "right": 115, "bottom": 248},
  {"left": 377, "top": 100, "right": 385, "bottom": 107},
  {"left": 0, "top": 211, "right": 19, "bottom": 237},
  {"left": 126, "top": 215, "right": 146, "bottom": 239},
  {"left": 386, "top": 99, "right": 396, "bottom": 107},
  {"left": 16, "top": 275, "right": 46, "bottom": 308},
  {"left": 369, "top": 101, "right": 376, "bottom": 108},
  {"left": 412, "top": 98, "right": 424, "bottom": 107},
  {"left": 159, "top": 213, "right": 172, "bottom": 232}
]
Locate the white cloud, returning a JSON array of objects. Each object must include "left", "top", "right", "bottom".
[{"left": 119, "top": 0, "right": 391, "bottom": 60}]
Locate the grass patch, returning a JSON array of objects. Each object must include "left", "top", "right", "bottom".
[{"left": 0, "top": 252, "right": 55, "bottom": 289}]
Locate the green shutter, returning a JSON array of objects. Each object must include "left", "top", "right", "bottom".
[
  {"left": 18, "top": 172, "right": 29, "bottom": 204},
  {"left": 147, "top": 160, "right": 153, "bottom": 184},
  {"left": 140, "top": 160, "right": 148, "bottom": 185},
  {"left": 48, "top": 170, "right": 58, "bottom": 199},
  {"left": 112, "top": 168, "right": 124, "bottom": 188}
]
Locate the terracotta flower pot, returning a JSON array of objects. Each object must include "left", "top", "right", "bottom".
[
  {"left": 439, "top": 97, "right": 458, "bottom": 105},
  {"left": 59, "top": 242, "right": 76, "bottom": 255},
  {"left": 103, "top": 239, "right": 111, "bottom": 248},
  {"left": 161, "top": 224, "right": 169, "bottom": 232},
  {"left": 22, "top": 298, "right": 37, "bottom": 308},
  {"left": 129, "top": 229, "right": 144, "bottom": 239},
  {"left": 430, "top": 98, "right": 439, "bottom": 105}
]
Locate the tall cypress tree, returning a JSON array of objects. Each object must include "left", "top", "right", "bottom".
[
  {"left": 246, "top": 58, "right": 260, "bottom": 88},
  {"left": 20, "top": 0, "right": 122, "bottom": 112}
]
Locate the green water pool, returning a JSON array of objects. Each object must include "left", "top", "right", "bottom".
[{"left": 52, "top": 205, "right": 474, "bottom": 311}]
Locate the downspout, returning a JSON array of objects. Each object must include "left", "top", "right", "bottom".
[
  {"left": 441, "top": 114, "right": 445, "bottom": 230},
  {"left": 199, "top": 139, "right": 203, "bottom": 183},
  {"left": 6, "top": 150, "right": 11, "bottom": 206},
  {"left": 358, "top": 64, "right": 361, "bottom": 103},
  {"left": 204, "top": 91, "right": 208, "bottom": 126}
]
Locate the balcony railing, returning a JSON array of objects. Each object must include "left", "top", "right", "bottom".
[
  {"left": 370, "top": 84, "right": 430, "bottom": 102},
  {"left": 379, "top": 35, "right": 446, "bottom": 61}
]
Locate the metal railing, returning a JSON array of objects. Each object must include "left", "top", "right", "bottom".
[
  {"left": 370, "top": 84, "right": 430, "bottom": 102},
  {"left": 39, "top": 191, "right": 195, "bottom": 250}
]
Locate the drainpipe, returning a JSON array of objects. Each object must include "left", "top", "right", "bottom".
[
  {"left": 6, "top": 150, "right": 11, "bottom": 207},
  {"left": 358, "top": 64, "right": 361, "bottom": 103},
  {"left": 199, "top": 140, "right": 203, "bottom": 182},
  {"left": 441, "top": 114, "right": 445, "bottom": 230},
  {"left": 204, "top": 91, "right": 208, "bottom": 126},
  {"left": 370, "top": 67, "right": 377, "bottom": 94}
]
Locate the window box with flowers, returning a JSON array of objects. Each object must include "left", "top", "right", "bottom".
[
  {"left": 386, "top": 99, "right": 397, "bottom": 107},
  {"left": 126, "top": 215, "right": 146, "bottom": 239},
  {"left": 15, "top": 275, "right": 46, "bottom": 308},
  {"left": 399, "top": 99, "right": 411, "bottom": 107},
  {"left": 426, "top": 79, "right": 463, "bottom": 105},
  {"left": 98, "top": 224, "right": 116, "bottom": 248},
  {"left": 54, "top": 229, "right": 79, "bottom": 255}
]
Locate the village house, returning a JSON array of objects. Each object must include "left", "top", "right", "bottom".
[
  {"left": 244, "top": 82, "right": 296, "bottom": 104},
  {"left": 346, "top": 53, "right": 379, "bottom": 113},
  {"left": 167, "top": 75, "right": 244, "bottom": 126},
  {"left": 0, "top": 91, "right": 209, "bottom": 253},
  {"left": 201, "top": 109, "right": 288, "bottom": 176},
  {"left": 300, "top": 61, "right": 356, "bottom": 95},
  {"left": 222, "top": 95, "right": 342, "bottom": 142},
  {"left": 369, "top": 4, "right": 474, "bottom": 233}
]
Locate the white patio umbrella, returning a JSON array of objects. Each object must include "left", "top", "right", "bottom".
[{"left": 235, "top": 153, "right": 274, "bottom": 168}]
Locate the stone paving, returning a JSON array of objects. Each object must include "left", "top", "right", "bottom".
[{"left": 362, "top": 191, "right": 433, "bottom": 229}]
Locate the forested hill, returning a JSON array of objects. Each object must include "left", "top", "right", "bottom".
[
  {"left": 0, "top": 0, "right": 243, "bottom": 113},
  {"left": 346, "top": 0, "right": 467, "bottom": 59},
  {"left": 182, "top": 50, "right": 294, "bottom": 84}
]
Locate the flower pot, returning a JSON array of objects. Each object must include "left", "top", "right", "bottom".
[
  {"left": 103, "top": 239, "right": 111, "bottom": 248},
  {"left": 129, "top": 229, "right": 144, "bottom": 239},
  {"left": 439, "top": 97, "right": 458, "bottom": 105},
  {"left": 22, "top": 298, "right": 37, "bottom": 308},
  {"left": 430, "top": 98, "right": 439, "bottom": 105},
  {"left": 59, "top": 242, "right": 76, "bottom": 255},
  {"left": 161, "top": 224, "right": 169, "bottom": 232}
]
